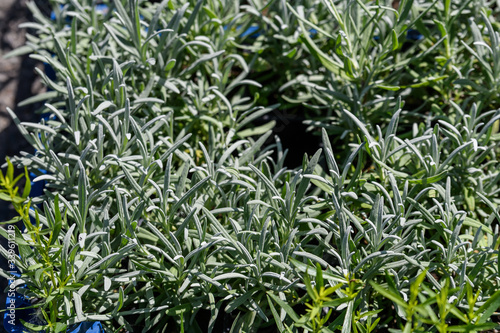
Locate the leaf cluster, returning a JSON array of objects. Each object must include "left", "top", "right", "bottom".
[{"left": 0, "top": 1, "right": 499, "bottom": 332}]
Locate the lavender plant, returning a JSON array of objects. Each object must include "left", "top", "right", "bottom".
[{"left": 0, "top": 0, "right": 499, "bottom": 332}]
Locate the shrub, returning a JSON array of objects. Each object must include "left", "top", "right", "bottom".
[{"left": 1, "top": 0, "right": 499, "bottom": 332}]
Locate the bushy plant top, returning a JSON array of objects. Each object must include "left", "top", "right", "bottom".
[{"left": 0, "top": 1, "right": 499, "bottom": 332}]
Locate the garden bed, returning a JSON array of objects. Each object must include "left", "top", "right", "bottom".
[{"left": 1, "top": 1, "right": 500, "bottom": 332}]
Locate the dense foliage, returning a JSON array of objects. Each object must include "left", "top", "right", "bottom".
[{"left": 1, "top": 0, "right": 500, "bottom": 332}]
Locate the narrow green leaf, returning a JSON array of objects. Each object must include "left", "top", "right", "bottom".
[
  {"left": 369, "top": 281, "right": 408, "bottom": 309},
  {"left": 477, "top": 289, "right": 500, "bottom": 324},
  {"left": 267, "top": 292, "right": 300, "bottom": 322},
  {"left": 391, "top": 29, "right": 399, "bottom": 50}
]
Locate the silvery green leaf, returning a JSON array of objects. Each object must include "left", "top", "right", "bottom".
[
  {"left": 104, "top": 276, "right": 111, "bottom": 291},
  {"left": 73, "top": 292, "right": 85, "bottom": 322}
]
